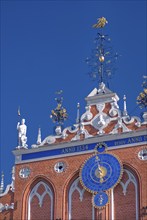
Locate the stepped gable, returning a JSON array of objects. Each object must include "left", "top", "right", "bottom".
[{"left": 40, "top": 83, "right": 144, "bottom": 147}]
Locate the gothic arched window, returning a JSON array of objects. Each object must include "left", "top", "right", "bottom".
[
  {"left": 68, "top": 177, "right": 106, "bottom": 220},
  {"left": 28, "top": 181, "right": 54, "bottom": 220},
  {"left": 111, "top": 168, "right": 139, "bottom": 220},
  {"left": 68, "top": 177, "right": 95, "bottom": 220}
]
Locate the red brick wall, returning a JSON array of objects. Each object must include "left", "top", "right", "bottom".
[
  {"left": 71, "top": 189, "right": 92, "bottom": 220},
  {"left": 114, "top": 181, "right": 136, "bottom": 220},
  {"left": 9, "top": 144, "right": 147, "bottom": 220},
  {"left": 30, "top": 193, "right": 51, "bottom": 220},
  {"left": 70, "top": 179, "right": 94, "bottom": 220}
]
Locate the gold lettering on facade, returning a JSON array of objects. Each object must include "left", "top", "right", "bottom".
[
  {"left": 114, "top": 140, "right": 126, "bottom": 146},
  {"left": 127, "top": 137, "right": 142, "bottom": 144},
  {"left": 77, "top": 145, "right": 88, "bottom": 151},
  {"left": 62, "top": 145, "right": 88, "bottom": 154},
  {"left": 61, "top": 136, "right": 146, "bottom": 154},
  {"left": 114, "top": 136, "right": 144, "bottom": 146}
]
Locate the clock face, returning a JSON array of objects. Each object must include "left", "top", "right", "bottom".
[
  {"left": 80, "top": 153, "right": 123, "bottom": 193},
  {"left": 92, "top": 192, "right": 109, "bottom": 208}
]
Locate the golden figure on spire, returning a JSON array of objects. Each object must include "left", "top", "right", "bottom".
[{"left": 92, "top": 17, "right": 108, "bottom": 28}]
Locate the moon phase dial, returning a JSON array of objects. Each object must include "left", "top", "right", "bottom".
[{"left": 80, "top": 153, "right": 123, "bottom": 193}]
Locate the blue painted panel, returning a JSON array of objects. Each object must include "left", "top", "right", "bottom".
[{"left": 21, "top": 134, "right": 147, "bottom": 161}]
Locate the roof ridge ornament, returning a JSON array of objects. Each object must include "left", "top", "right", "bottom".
[
  {"left": 137, "top": 75, "right": 147, "bottom": 124},
  {"left": 0, "top": 172, "right": 4, "bottom": 194},
  {"left": 92, "top": 17, "right": 108, "bottom": 29},
  {"left": 16, "top": 106, "right": 28, "bottom": 149},
  {"left": 11, "top": 166, "right": 15, "bottom": 192},
  {"left": 76, "top": 102, "right": 80, "bottom": 124},
  {"left": 86, "top": 17, "right": 120, "bottom": 89},
  {"left": 137, "top": 75, "right": 147, "bottom": 110},
  {"left": 50, "top": 90, "right": 68, "bottom": 134},
  {"left": 122, "top": 95, "right": 128, "bottom": 117},
  {"left": 97, "top": 82, "right": 106, "bottom": 94},
  {"left": 16, "top": 118, "right": 28, "bottom": 149},
  {"left": 37, "top": 127, "right": 42, "bottom": 145}
]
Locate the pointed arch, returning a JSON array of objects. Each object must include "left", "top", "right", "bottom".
[
  {"left": 22, "top": 177, "right": 55, "bottom": 220},
  {"left": 66, "top": 173, "right": 98, "bottom": 220},
  {"left": 111, "top": 166, "right": 139, "bottom": 220}
]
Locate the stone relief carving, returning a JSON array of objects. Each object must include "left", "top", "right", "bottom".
[
  {"left": 71, "top": 122, "right": 93, "bottom": 141},
  {"left": 0, "top": 203, "right": 14, "bottom": 212},
  {"left": 36, "top": 93, "right": 144, "bottom": 145},
  {"left": 81, "top": 106, "right": 93, "bottom": 121},
  {"left": 110, "top": 116, "right": 132, "bottom": 134}
]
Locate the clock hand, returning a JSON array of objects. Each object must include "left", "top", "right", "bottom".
[{"left": 95, "top": 155, "right": 104, "bottom": 183}]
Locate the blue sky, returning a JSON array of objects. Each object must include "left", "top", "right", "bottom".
[{"left": 1, "top": 1, "right": 146, "bottom": 187}]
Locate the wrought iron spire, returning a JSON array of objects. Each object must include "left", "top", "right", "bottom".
[
  {"left": 86, "top": 17, "right": 119, "bottom": 88},
  {"left": 50, "top": 90, "right": 68, "bottom": 125},
  {"left": 76, "top": 103, "right": 80, "bottom": 124}
]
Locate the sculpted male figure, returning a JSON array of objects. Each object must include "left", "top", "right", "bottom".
[{"left": 17, "top": 118, "right": 28, "bottom": 148}]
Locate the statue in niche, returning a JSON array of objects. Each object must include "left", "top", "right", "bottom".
[{"left": 17, "top": 118, "right": 28, "bottom": 148}]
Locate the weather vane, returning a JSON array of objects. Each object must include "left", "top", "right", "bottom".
[
  {"left": 137, "top": 75, "right": 147, "bottom": 109},
  {"left": 86, "top": 17, "right": 119, "bottom": 88},
  {"left": 50, "top": 90, "right": 68, "bottom": 125}
]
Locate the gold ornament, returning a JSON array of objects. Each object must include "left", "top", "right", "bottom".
[
  {"left": 93, "top": 17, "right": 108, "bottom": 29},
  {"left": 99, "top": 55, "right": 105, "bottom": 62}
]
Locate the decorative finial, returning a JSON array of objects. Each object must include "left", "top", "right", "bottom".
[
  {"left": 92, "top": 17, "right": 108, "bottom": 28},
  {"left": 76, "top": 103, "right": 80, "bottom": 124},
  {"left": 86, "top": 17, "right": 119, "bottom": 87},
  {"left": 0, "top": 172, "right": 4, "bottom": 194},
  {"left": 137, "top": 75, "right": 147, "bottom": 109},
  {"left": 11, "top": 166, "right": 15, "bottom": 191},
  {"left": 50, "top": 90, "right": 68, "bottom": 125},
  {"left": 18, "top": 106, "right": 21, "bottom": 116},
  {"left": 37, "top": 127, "right": 42, "bottom": 145},
  {"left": 123, "top": 95, "right": 128, "bottom": 116}
]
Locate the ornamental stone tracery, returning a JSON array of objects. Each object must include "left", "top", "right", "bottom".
[
  {"left": 36, "top": 85, "right": 146, "bottom": 146},
  {"left": 113, "top": 168, "right": 139, "bottom": 220},
  {"left": 28, "top": 181, "right": 54, "bottom": 220},
  {"left": 68, "top": 177, "right": 95, "bottom": 220}
]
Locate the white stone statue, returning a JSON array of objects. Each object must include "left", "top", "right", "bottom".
[{"left": 17, "top": 118, "right": 28, "bottom": 148}]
